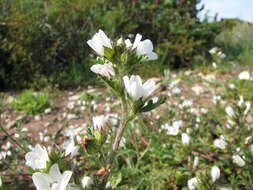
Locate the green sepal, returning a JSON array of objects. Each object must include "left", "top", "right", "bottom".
[
  {"left": 139, "top": 96, "right": 166, "bottom": 112},
  {"left": 104, "top": 47, "right": 115, "bottom": 60}
]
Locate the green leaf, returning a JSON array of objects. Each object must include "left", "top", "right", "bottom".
[{"left": 140, "top": 96, "right": 166, "bottom": 113}]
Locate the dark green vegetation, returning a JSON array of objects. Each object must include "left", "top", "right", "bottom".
[{"left": 0, "top": 0, "right": 220, "bottom": 89}]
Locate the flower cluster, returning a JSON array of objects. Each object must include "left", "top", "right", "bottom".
[{"left": 23, "top": 29, "right": 164, "bottom": 190}]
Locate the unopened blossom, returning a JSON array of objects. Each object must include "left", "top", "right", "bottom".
[
  {"left": 25, "top": 144, "right": 49, "bottom": 170},
  {"left": 90, "top": 62, "right": 115, "bottom": 78},
  {"left": 92, "top": 115, "right": 107, "bottom": 130},
  {"left": 188, "top": 177, "right": 199, "bottom": 190},
  {"left": 81, "top": 176, "right": 94, "bottom": 189},
  {"left": 87, "top": 29, "right": 112, "bottom": 56},
  {"left": 125, "top": 33, "right": 158, "bottom": 60},
  {"left": 211, "top": 166, "right": 220, "bottom": 182},
  {"left": 238, "top": 71, "right": 251, "bottom": 80},
  {"left": 193, "top": 156, "right": 199, "bottom": 168},
  {"left": 214, "top": 137, "right": 227, "bottom": 149},
  {"left": 123, "top": 75, "right": 156, "bottom": 100},
  {"left": 181, "top": 133, "right": 190, "bottom": 145},
  {"left": 225, "top": 106, "right": 235, "bottom": 118},
  {"left": 32, "top": 164, "right": 72, "bottom": 190},
  {"left": 232, "top": 155, "right": 245, "bottom": 167}
]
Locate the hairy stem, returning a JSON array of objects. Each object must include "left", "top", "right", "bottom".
[{"left": 107, "top": 97, "right": 130, "bottom": 167}]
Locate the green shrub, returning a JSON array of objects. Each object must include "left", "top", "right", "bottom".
[
  {"left": 0, "top": 0, "right": 220, "bottom": 89},
  {"left": 13, "top": 90, "right": 50, "bottom": 114},
  {"left": 216, "top": 20, "right": 253, "bottom": 65}
]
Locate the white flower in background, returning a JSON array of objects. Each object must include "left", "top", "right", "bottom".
[
  {"left": 232, "top": 155, "right": 245, "bottom": 167},
  {"left": 238, "top": 71, "right": 251, "bottom": 80},
  {"left": 193, "top": 156, "right": 199, "bottom": 168},
  {"left": 212, "top": 96, "right": 221, "bottom": 105},
  {"left": 0, "top": 175, "right": 2, "bottom": 187},
  {"left": 87, "top": 29, "right": 112, "bottom": 56},
  {"left": 67, "top": 102, "right": 75, "bottom": 110},
  {"left": 25, "top": 144, "right": 49, "bottom": 170},
  {"left": 63, "top": 139, "right": 79, "bottom": 158},
  {"left": 81, "top": 176, "right": 94, "bottom": 189},
  {"left": 191, "top": 85, "right": 204, "bottom": 95},
  {"left": 211, "top": 166, "right": 220, "bottom": 182},
  {"left": 125, "top": 33, "right": 158, "bottom": 60},
  {"left": 225, "top": 106, "right": 235, "bottom": 118},
  {"left": 181, "top": 133, "right": 190, "bottom": 145},
  {"left": 105, "top": 181, "right": 112, "bottom": 189},
  {"left": 172, "top": 87, "right": 181, "bottom": 94},
  {"left": 92, "top": 115, "right": 107, "bottom": 130},
  {"left": 32, "top": 164, "right": 72, "bottom": 190},
  {"left": 161, "top": 121, "right": 183, "bottom": 136},
  {"left": 90, "top": 62, "right": 115, "bottom": 78},
  {"left": 238, "top": 96, "right": 251, "bottom": 115},
  {"left": 212, "top": 62, "right": 217, "bottom": 68},
  {"left": 209, "top": 47, "right": 218, "bottom": 54},
  {"left": 228, "top": 83, "right": 236, "bottom": 89},
  {"left": 188, "top": 177, "right": 199, "bottom": 190},
  {"left": 123, "top": 75, "right": 156, "bottom": 100},
  {"left": 214, "top": 137, "right": 227, "bottom": 149},
  {"left": 182, "top": 100, "right": 193, "bottom": 108}
]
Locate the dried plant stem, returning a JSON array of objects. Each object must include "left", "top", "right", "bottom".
[{"left": 0, "top": 124, "right": 28, "bottom": 153}]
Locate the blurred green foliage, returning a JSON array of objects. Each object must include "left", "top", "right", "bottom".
[
  {"left": 216, "top": 19, "right": 253, "bottom": 66},
  {"left": 0, "top": 0, "right": 220, "bottom": 89},
  {"left": 13, "top": 90, "right": 50, "bottom": 114}
]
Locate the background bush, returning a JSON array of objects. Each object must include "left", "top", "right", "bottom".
[
  {"left": 216, "top": 19, "right": 253, "bottom": 66},
  {"left": 0, "top": 0, "right": 220, "bottom": 89}
]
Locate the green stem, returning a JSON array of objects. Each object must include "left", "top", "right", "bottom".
[
  {"left": 0, "top": 124, "right": 28, "bottom": 153},
  {"left": 107, "top": 96, "right": 131, "bottom": 167}
]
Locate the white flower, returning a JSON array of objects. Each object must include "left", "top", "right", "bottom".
[
  {"left": 225, "top": 106, "right": 235, "bottom": 118},
  {"left": 63, "top": 139, "right": 79, "bottom": 158},
  {"left": 232, "top": 155, "right": 245, "bottom": 167},
  {"left": 25, "top": 144, "right": 49, "bottom": 170},
  {"left": 182, "top": 133, "right": 190, "bottom": 145},
  {"left": 125, "top": 34, "right": 158, "bottom": 60},
  {"left": 182, "top": 100, "right": 193, "bottom": 107},
  {"left": 238, "top": 71, "right": 251, "bottom": 80},
  {"left": 228, "top": 83, "right": 236, "bottom": 89},
  {"left": 87, "top": 29, "right": 112, "bottom": 56},
  {"left": 209, "top": 47, "right": 218, "bottom": 54},
  {"left": 188, "top": 177, "right": 199, "bottom": 190},
  {"left": 193, "top": 156, "right": 199, "bottom": 168},
  {"left": 211, "top": 166, "right": 220, "bottom": 182},
  {"left": 212, "top": 96, "right": 221, "bottom": 104},
  {"left": 123, "top": 75, "right": 156, "bottom": 100},
  {"left": 214, "top": 137, "right": 227, "bottom": 149},
  {"left": 117, "top": 38, "right": 124, "bottom": 46},
  {"left": 90, "top": 62, "right": 115, "bottom": 78},
  {"left": 81, "top": 176, "right": 94, "bottom": 189},
  {"left": 32, "top": 164, "right": 72, "bottom": 190},
  {"left": 92, "top": 115, "right": 107, "bottom": 130}
]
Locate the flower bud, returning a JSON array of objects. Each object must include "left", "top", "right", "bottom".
[
  {"left": 181, "top": 133, "right": 190, "bottom": 145},
  {"left": 232, "top": 155, "right": 245, "bottom": 167},
  {"left": 81, "top": 176, "right": 94, "bottom": 189},
  {"left": 211, "top": 166, "right": 220, "bottom": 182}
]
